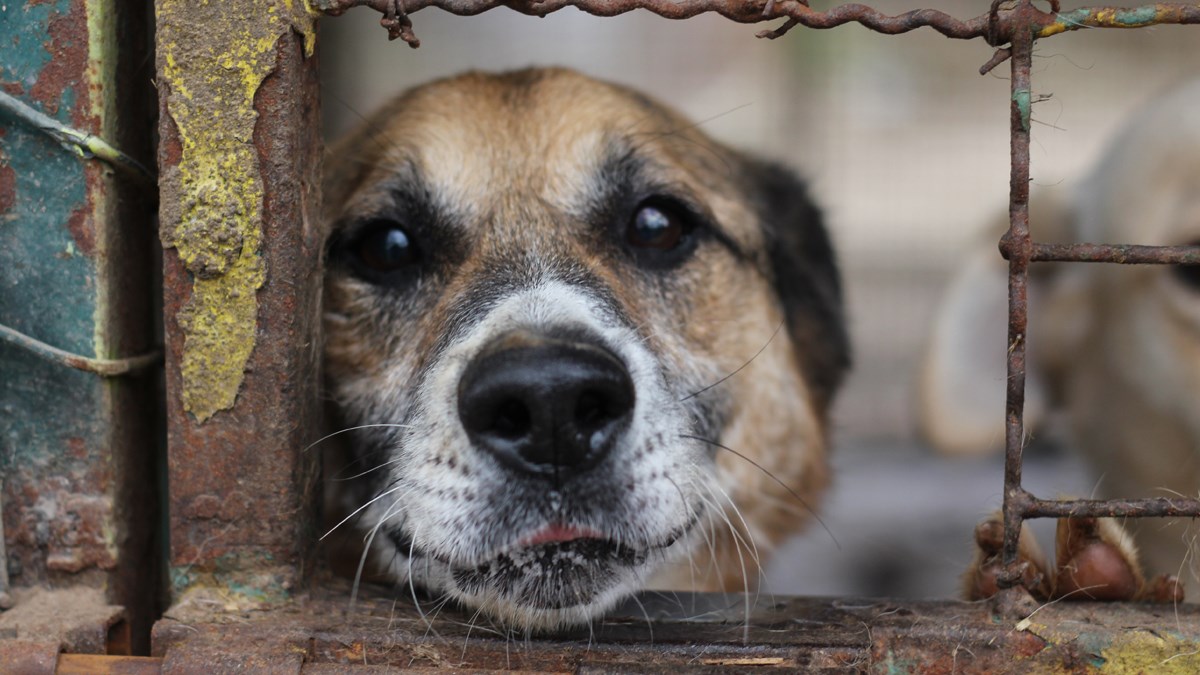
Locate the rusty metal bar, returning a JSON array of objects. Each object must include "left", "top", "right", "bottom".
[
  {"left": 1026, "top": 242, "right": 1200, "bottom": 264},
  {"left": 145, "top": 586, "right": 1200, "bottom": 671},
  {"left": 0, "top": 90, "right": 152, "bottom": 182},
  {"left": 313, "top": 0, "right": 1200, "bottom": 51},
  {"left": 0, "top": 323, "right": 162, "bottom": 377},
  {"left": 155, "top": 0, "right": 322, "bottom": 603},
  {"left": 0, "top": 480, "right": 10, "bottom": 611},
  {"left": 1023, "top": 495, "right": 1200, "bottom": 519},
  {"left": 998, "top": 2, "right": 1036, "bottom": 586}
]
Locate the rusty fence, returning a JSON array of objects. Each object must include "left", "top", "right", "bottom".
[{"left": 4, "top": 0, "right": 1200, "bottom": 671}]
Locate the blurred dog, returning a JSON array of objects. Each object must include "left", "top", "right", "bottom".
[
  {"left": 921, "top": 79, "right": 1200, "bottom": 589},
  {"left": 321, "top": 69, "right": 849, "bottom": 629}
]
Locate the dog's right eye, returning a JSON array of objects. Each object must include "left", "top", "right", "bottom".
[{"left": 347, "top": 220, "right": 421, "bottom": 279}]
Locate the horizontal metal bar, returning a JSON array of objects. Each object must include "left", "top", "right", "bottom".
[
  {"left": 1022, "top": 495, "right": 1200, "bottom": 520},
  {"left": 314, "top": 0, "right": 1200, "bottom": 50},
  {"left": 1028, "top": 242, "right": 1200, "bottom": 265},
  {"left": 0, "top": 90, "right": 153, "bottom": 182},
  {"left": 0, "top": 323, "right": 161, "bottom": 377}
]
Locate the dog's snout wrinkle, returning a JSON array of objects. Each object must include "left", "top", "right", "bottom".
[{"left": 458, "top": 335, "right": 635, "bottom": 478}]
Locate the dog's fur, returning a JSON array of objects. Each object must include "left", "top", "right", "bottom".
[
  {"left": 921, "top": 79, "right": 1200, "bottom": 578},
  {"left": 320, "top": 69, "right": 849, "bottom": 629}
]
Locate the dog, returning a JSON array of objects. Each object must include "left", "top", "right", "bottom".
[
  {"left": 320, "top": 68, "right": 849, "bottom": 630},
  {"left": 921, "top": 79, "right": 1200, "bottom": 591}
]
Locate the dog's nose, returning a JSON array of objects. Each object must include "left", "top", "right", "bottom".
[{"left": 458, "top": 335, "right": 635, "bottom": 477}]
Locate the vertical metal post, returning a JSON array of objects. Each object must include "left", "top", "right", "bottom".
[
  {"left": 1, "top": 0, "right": 160, "bottom": 650},
  {"left": 1000, "top": 17, "right": 1034, "bottom": 577},
  {"left": 154, "top": 1, "right": 322, "bottom": 605}
]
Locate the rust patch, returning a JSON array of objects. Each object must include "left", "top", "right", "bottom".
[
  {"left": 0, "top": 129, "right": 14, "bottom": 215},
  {"left": 22, "top": 0, "right": 98, "bottom": 257}
]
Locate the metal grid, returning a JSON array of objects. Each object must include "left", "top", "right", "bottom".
[{"left": 316, "top": 0, "right": 1200, "bottom": 594}]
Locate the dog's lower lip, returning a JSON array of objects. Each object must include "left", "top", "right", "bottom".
[{"left": 517, "top": 523, "right": 605, "bottom": 548}]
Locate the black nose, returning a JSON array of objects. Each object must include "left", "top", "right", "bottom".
[{"left": 457, "top": 334, "right": 635, "bottom": 478}]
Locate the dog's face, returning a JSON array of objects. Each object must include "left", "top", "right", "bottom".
[{"left": 322, "top": 69, "right": 847, "bottom": 629}]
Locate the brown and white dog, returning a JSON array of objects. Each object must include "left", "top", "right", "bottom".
[
  {"left": 922, "top": 79, "right": 1200, "bottom": 592},
  {"left": 321, "top": 69, "right": 849, "bottom": 629}
]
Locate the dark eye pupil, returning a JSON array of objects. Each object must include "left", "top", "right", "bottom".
[
  {"left": 358, "top": 224, "right": 417, "bottom": 271},
  {"left": 629, "top": 205, "right": 681, "bottom": 249}
]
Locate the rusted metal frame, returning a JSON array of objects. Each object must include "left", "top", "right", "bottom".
[
  {"left": 1023, "top": 495, "right": 1200, "bottom": 519},
  {"left": 155, "top": 0, "right": 322, "bottom": 606},
  {"left": 1025, "top": 242, "right": 1200, "bottom": 264},
  {"left": 0, "top": 482, "right": 10, "bottom": 611},
  {"left": 997, "top": 6, "right": 1036, "bottom": 587},
  {"left": 1, "top": 0, "right": 161, "bottom": 654},
  {"left": 313, "top": 0, "right": 1200, "bottom": 51},
  {"left": 0, "top": 323, "right": 162, "bottom": 377},
  {"left": 147, "top": 585, "right": 1200, "bottom": 671},
  {"left": 0, "top": 89, "right": 152, "bottom": 182}
]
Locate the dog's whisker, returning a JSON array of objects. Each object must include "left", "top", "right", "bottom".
[
  {"left": 333, "top": 456, "right": 405, "bottom": 482},
  {"left": 681, "top": 432, "right": 839, "bottom": 549},
  {"left": 680, "top": 319, "right": 785, "bottom": 402},
  {"left": 303, "top": 423, "right": 412, "bottom": 454},
  {"left": 698, "top": 481, "right": 756, "bottom": 642},
  {"left": 351, "top": 494, "right": 404, "bottom": 611},
  {"left": 321, "top": 482, "right": 405, "bottom": 541}
]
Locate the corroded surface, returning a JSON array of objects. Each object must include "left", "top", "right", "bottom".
[
  {"left": 156, "top": 0, "right": 323, "bottom": 599},
  {"left": 156, "top": 0, "right": 315, "bottom": 422},
  {"left": 144, "top": 584, "right": 1200, "bottom": 673}
]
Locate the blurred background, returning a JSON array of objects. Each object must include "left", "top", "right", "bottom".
[{"left": 320, "top": 2, "right": 1200, "bottom": 599}]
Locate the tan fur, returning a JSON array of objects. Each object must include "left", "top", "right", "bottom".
[{"left": 322, "top": 69, "right": 842, "bottom": 626}]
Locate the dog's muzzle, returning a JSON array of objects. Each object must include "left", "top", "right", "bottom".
[{"left": 457, "top": 331, "right": 636, "bottom": 479}]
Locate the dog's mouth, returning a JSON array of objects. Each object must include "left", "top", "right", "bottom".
[
  {"left": 398, "top": 517, "right": 698, "bottom": 612},
  {"left": 450, "top": 535, "right": 647, "bottom": 610}
]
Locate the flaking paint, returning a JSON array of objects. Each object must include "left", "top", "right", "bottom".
[
  {"left": 1013, "top": 88, "right": 1031, "bottom": 133},
  {"left": 1040, "top": 6, "right": 1176, "bottom": 37},
  {"left": 156, "top": 0, "right": 314, "bottom": 422}
]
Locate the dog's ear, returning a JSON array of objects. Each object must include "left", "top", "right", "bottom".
[
  {"left": 918, "top": 194, "right": 1086, "bottom": 456},
  {"left": 742, "top": 159, "right": 850, "bottom": 412}
]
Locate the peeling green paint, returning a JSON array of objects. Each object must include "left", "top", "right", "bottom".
[
  {"left": 169, "top": 550, "right": 293, "bottom": 614},
  {"left": 1039, "top": 6, "right": 1179, "bottom": 37},
  {"left": 157, "top": 0, "right": 314, "bottom": 422},
  {"left": 1013, "top": 88, "right": 1031, "bottom": 132},
  {"left": 0, "top": 0, "right": 100, "bottom": 466}
]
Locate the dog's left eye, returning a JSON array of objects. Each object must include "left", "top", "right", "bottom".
[
  {"left": 345, "top": 220, "right": 421, "bottom": 280},
  {"left": 627, "top": 201, "right": 694, "bottom": 252}
]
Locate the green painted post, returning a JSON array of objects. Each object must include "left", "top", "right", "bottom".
[{"left": 1, "top": 0, "right": 161, "bottom": 653}]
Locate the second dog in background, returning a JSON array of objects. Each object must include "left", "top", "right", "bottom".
[{"left": 922, "top": 79, "right": 1200, "bottom": 591}]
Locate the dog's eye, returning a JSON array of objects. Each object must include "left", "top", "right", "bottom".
[
  {"left": 627, "top": 202, "right": 691, "bottom": 251},
  {"left": 354, "top": 220, "right": 419, "bottom": 273}
]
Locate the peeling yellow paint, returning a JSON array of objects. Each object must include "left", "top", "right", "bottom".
[
  {"left": 157, "top": 0, "right": 314, "bottom": 422},
  {"left": 1100, "top": 631, "right": 1200, "bottom": 673},
  {"left": 1018, "top": 616, "right": 1200, "bottom": 673}
]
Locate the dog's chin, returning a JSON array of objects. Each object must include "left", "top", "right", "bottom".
[
  {"left": 406, "top": 528, "right": 694, "bottom": 631},
  {"left": 447, "top": 538, "right": 648, "bottom": 630}
]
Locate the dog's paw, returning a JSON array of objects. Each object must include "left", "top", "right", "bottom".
[
  {"left": 964, "top": 514, "right": 1052, "bottom": 601},
  {"left": 964, "top": 513, "right": 1183, "bottom": 603}
]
